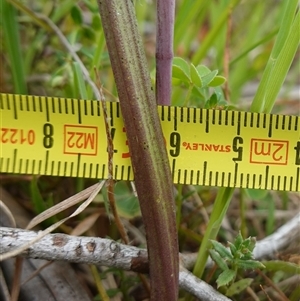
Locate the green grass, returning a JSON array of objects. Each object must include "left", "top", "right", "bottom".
[{"left": 1, "top": 0, "right": 27, "bottom": 93}]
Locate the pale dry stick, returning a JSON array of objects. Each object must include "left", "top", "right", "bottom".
[
  {"left": 0, "top": 228, "right": 229, "bottom": 301},
  {"left": 1, "top": 212, "right": 298, "bottom": 297},
  {"left": 253, "top": 211, "right": 300, "bottom": 259},
  {"left": 0, "top": 181, "right": 105, "bottom": 260},
  {"left": 245, "top": 286, "right": 260, "bottom": 301},
  {"left": 2, "top": 218, "right": 299, "bottom": 300},
  {"left": 260, "top": 285, "right": 273, "bottom": 301},
  {"left": 179, "top": 267, "right": 231, "bottom": 301},
  {"left": 130, "top": 181, "right": 137, "bottom": 197},
  {"left": 0, "top": 228, "right": 145, "bottom": 269},
  {"left": 231, "top": 209, "right": 296, "bottom": 220}
]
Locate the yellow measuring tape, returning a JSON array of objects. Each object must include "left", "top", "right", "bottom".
[{"left": 0, "top": 93, "right": 299, "bottom": 192}]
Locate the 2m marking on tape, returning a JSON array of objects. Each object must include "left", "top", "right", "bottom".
[{"left": 250, "top": 139, "right": 289, "bottom": 165}]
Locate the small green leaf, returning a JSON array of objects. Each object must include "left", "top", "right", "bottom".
[
  {"left": 92, "top": 14, "right": 102, "bottom": 30},
  {"left": 226, "top": 278, "right": 253, "bottom": 296},
  {"left": 226, "top": 105, "right": 238, "bottom": 110},
  {"left": 211, "top": 240, "right": 233, "bottom": 260},
  {"left": 209, "top": 249, "right": 229, "bottom": 271},
  {"left": 216, "top": 269, "right": 236, "bottom": 288},
  {"left": 234, "top": 232, "right": 243, "bottom": 249},
  {"left": 73, "top": 62, "right": 88, "bottom": 99},
  {"left": 190, "top": 63, "right": 202, "bottom": 87},
  {"left": 172, "top": 66, "right": 190, "bottom": 83},
  {"left": 196, "top": 65, "right": 211, "bottom": 77},
  {"left": 201, "top": 70, "right": 218, "bottom": 86},
  {"left": 242, "top": 237, "right": 256, "bottom": 252},
  {"left": 208, "top": 75, "right": 226, "bottom": 87},
  {"left": 235, "top": 259, "right": 265, "bottom": 270},
  {"left": 205, "top": 93, "right": 219, "bottom": 109},
  {"left": 173, "top": 57, "right": 190, "bottom": 74},
  {"left": 172, "top": 57, "right": 190, "bottom": 83},
  {"left": 172, "top": 77, "right": 183, "bottom": 86},
  {"left": 239, "top": 249, "right": 254, "bottom": 261},
  {"left": 51, "top": 75, "right": 66, "bottom": 88},
  {"left": 262, "top": 260, "right": 300, "bottom": 274},
  {"left": 101, "top": 186, "right": 111, "bottom": 218},
  {"left": 228, "top": 242, "right": 237, "bottom": 255},
  {"left": 191, "top": 86, "right": 205, "bottom": 99},
  {"left": 71, "top": 5, "right": 83, "bottom": 25},
  {"left": 114, "top": 182, "right": 141, "bottom": 218},
  {"left": 79, "top": 26, "right": 96, "bottom": 41},
  {"left": 246, "top": 188, "right": 269, "bottom": 200}
]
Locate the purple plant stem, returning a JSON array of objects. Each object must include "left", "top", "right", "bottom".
[
  {"left": 156, "top": 0, "right": 175, "bottom": 106},
  {"left": 97, "top": 1, "right": 179, "bottom": 300}
]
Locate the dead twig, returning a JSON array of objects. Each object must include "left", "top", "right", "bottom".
[
  {"left": 256, "top": 269, "right": 290, "bottom": 301},
  {"left": 95, "top": 70, "right": 129, "bottom": 244},
  {"left": 0, "top": 227, "right": 229, "bottom": 301}
]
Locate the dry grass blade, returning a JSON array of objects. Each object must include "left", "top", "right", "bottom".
[
  {"left": 0, "top": 181, "right": 105, "bottom": 261},
  {"left": 70, "top": 211, "right": 102, "bottom": 236},
  {"left": 26, "top": 183, "right": 101, "bottom": 230},
  {"left": 0, "top": 201, "right": 16, "bottom": 228}
]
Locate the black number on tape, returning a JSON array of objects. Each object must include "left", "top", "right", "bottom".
[
  {"left": 170, "top": 132, "right": 181, "bottom": 157},
  {"left": 232, "top": 136, "right": 243, "bottom": 162},
  {"left": 43, "top": 123, "right": 54, "bottom": 149}
]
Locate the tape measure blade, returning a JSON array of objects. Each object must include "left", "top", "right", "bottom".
[{"left": 0, "top": 93, "right": 299, "bottom": 192}]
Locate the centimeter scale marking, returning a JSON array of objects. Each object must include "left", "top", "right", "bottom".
[{"left": 0, "top": 93, "right": 299, "bottom": 192}]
